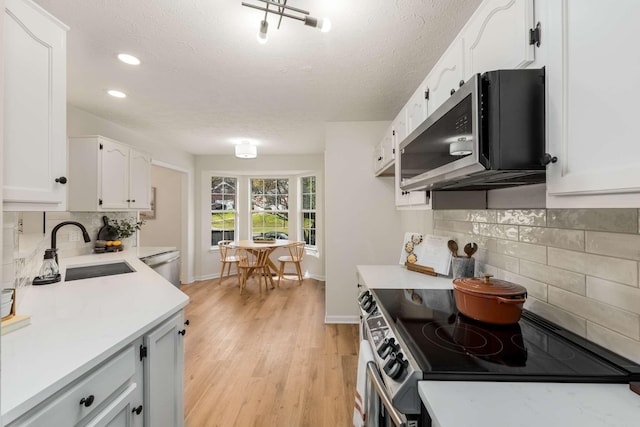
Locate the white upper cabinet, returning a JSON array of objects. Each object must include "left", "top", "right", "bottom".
[
  {"left": 129, "top": 150, "right": 152, "bottom": 209},
  {"left": 101, "top": 140, "right": 131, "bottom": 210},
  {"left": 462, "top": 0, "right": 535, "bottom": 80},
  {"left": 545, "top": 0, "right": 640, "bottom": 207},
  {"left": 406, "top": 78, "right": 429, "bottom": 136},
  {"left": 423, "top": 38, "right": 465, "bottom": 114},
  {"left": 68, "top": 136, "right": 152, "bottom": 211},
  {"left": 3, "top": 0, "right": 68, "bottom": 211},
  {"left": 393, "top": 108, "right": 429, "bottom": 208},
  {"left": 373, "top": 124, "right": 394, "bottom": 176}
]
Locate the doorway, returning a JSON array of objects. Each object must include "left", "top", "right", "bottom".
[{"left": 140, "top": 164, "right": 187, "bottom": 283}]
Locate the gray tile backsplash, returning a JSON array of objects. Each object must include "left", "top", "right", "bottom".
[{"left": 434, "top": 208, "right": 640, "bottom": 363}]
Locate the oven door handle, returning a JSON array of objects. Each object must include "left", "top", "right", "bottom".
[{"left": 366, "top": 361, "right": 407, "bottom": 427}]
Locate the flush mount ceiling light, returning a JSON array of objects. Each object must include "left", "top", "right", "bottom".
[
  {"left": 117, "top": 53, "right": 141, "bottom": 65},
  {"left": 235, "top": 141, "right": 257, "bottom": 159},
  {"left": 107, "top": 89, "right": 127, "bottom": 98},
  {"left": 241, "top": 0, "right": 331, "bottom": 44}
]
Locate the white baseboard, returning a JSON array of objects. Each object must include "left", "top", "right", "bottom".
[
  {"left": 325, "top": 315, "right": 359, "bottom": 324},
  {"left": 308, "top": 273, "right": 326, "bottom": 281},
  {"left": 193, "top": 273, "right": 218, "bottom": 282}
]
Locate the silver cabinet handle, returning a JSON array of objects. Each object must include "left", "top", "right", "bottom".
[{"left": 366, "top": 362, "right": 407, "bottom": 427}]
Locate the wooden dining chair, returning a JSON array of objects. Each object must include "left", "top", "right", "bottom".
[
  {"left": 218, "top": 240, "right": 240, "bottom": 286},
  {"left": 277, "top": 241, "right": 305, "bottom": 287},
  {"left": 237, "top": 247, "right": 272, "bottom": 294}
]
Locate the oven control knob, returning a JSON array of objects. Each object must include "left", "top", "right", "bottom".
[
  {"left": 358, "top": 290, "right": 371, "bottom": 303},
  {"left": 361, "top": 297, "right": 373, "bottom": 312},
  {"left": 365, "top": 300, "right": 377, "bottom": 314},
  {"left": 377, "top": 338, "right": 396, "bottom": 359},
  {"left": 384, "top": 353, "right": 407, "bottom": 380}
]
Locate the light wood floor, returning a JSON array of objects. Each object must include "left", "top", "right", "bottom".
[{"left": 180, "top": 274, "right": 359, "bottom": 427}]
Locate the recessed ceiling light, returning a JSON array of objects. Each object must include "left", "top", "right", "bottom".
[
  {"left": 107, "top": 90, "right": 127, "bottom": 98},
  {"left": 117, "top": 53, "right": 141, "bottom": 65}
]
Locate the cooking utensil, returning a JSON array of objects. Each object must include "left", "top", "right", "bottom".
[
  {"left": 447, "top": 240, "right": 459, "bottom": 258},
  {"left": 97, "top": 216, "right": 115, "bottom": 241},
  {"left": 463, "top": 242, "right": 478, "bottom": 258},
  {"left": 452, "top": 274, "right": 527, "bottom": 324}
]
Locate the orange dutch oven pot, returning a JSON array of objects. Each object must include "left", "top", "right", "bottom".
[{"left": 452, "top": 274, "right": 527, "bottom": 325}]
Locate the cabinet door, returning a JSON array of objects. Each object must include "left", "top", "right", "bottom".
[
  {"left": 129, "top": 150, "right": 152, "bottom": 209},
  {"left": 101, "top": 140, "right": 130, "bottom": 209},
  {"left": 394, "top": 155, "right": 429, "bottom": 208},
  {"left": 84, "top": 384, "right": 139, "bottom": 427},
  {"left": 374, "top": 125, "right": 394, "bottom": 176},
  {"left": 3, "top": 0, "right": 68, "bottom": 210},
  {"left": 406, "top": 81, "right": 428, "bottom": 136},
  {"left": 144, "top": 312, "right": 185, "bottom": 427},
  {"left": 462, "top": 0, "right": 535, "bottom": 79},
  {"left": 392, "top": 107, "right": 408, "bottom": 147},
  {"left": 424, "top": 38, "right": 465, "bottom": 114},
  {"left": 546, "top": 0, "right": 640, "bottom": 206}
]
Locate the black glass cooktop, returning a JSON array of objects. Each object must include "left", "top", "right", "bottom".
[{"left": 372, "top": 288, "right": 640, "bottom": 382}]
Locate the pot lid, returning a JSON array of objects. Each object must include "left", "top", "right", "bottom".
[{"left": 453, "top": 274, "right": 527, "bottom": 296}]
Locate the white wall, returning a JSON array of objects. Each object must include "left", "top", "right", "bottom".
[
  {"left": 195, "top": 154, "right": 324, "bottom": 281},
  {"left": 324, "top": 121, "right": 403, "bottom": 323},
  {"left": 139, "top": 165, "right": 185, "bottom": 280},
  {"left": 67, "top": 105, "right": 197, "bottom": 282}
]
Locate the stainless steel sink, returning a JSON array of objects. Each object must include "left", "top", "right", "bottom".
[{"left": 65, "top": 261, "right": 135, "bottom": 282}]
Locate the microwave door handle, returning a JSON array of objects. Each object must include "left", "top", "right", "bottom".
[{"left": 366, "top": 362, "right": 407, "bottom": 427}]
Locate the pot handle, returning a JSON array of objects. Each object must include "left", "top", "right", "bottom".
[{"left": 496, "top": 296, "right": 526, "bottom": 305}]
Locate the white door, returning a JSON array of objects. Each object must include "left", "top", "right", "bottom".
[
  {"left": 144, "top": 312, "right": 185, "bottom": 427},
  {"left": 462, "top": 0, "right": 535, "bottom": 79},
  {"left": 3, "top": 0, "right": 68, "bottom": 209},
  {"left": 101, "top": 140, "right": 130, "bottom": 209},
  {"left": 546, "top": 0, "right": 640, "bottom": 206},
  {"left": 424, "top": 38, "right": 465, "bottom": 114},
  {"left": 129, "top": 150, "right": 152, "bottom": 209},
  {"left": 84, "top": 384, "right": 139, "bottom": 427},
  {"left": 406, "top": 80, "right": 428, "bottom": 136}
]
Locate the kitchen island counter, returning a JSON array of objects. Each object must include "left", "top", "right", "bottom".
[
  {"left": 1, "top": 248, "right": 188, "bottom": 424},
  {"left": 419, "top": 381, "right": 640, "bottom": 427}
]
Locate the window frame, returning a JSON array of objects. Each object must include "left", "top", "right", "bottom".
[
  {"left": 300, "top": 175, "right": 317, "bottom": 249},
  {"left": 249, "top": 177, "right": 290, "bottom": 240},
  {"left": 210, "top": 176, "right": 238, "bottom": 246}
]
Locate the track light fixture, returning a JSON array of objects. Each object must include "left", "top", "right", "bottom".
[{"left": 241, "top": 0, "right": 332, "bottom": 44}]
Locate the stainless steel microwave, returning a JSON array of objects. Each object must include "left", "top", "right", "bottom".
[{"left": 399, "top": 68, "right": 546, "bottom": 191}]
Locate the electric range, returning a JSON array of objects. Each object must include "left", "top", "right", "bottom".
[{"left": 358, "top": 287, "right": 640, "bottom": 424}]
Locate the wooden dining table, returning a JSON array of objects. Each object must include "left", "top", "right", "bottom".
[{"left": 229, "top": 239, "right": 293, "bottom": 288}]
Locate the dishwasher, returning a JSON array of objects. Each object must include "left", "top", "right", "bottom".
[{"left": 140, "top": 250, "right": 181, "bottom": 287}]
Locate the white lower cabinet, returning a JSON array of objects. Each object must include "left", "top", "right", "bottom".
[
  {"left": 84, "top": 384, "right": 140, "bottom": 427},
  {"left": 143, "top": 312, "right": 185, "bottom": 427},
  {"left": 7, "top": 312, "right": 184, "bottom": 427}
]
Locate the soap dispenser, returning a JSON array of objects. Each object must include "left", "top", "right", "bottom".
[{"left": 32, "top": 249, "right": 61, "bottom": 285}]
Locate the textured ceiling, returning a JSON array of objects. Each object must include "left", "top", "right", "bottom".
[{"left": 33, "top": 0, "right": 482, "bottom": 155}]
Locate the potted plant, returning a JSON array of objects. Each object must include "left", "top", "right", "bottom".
[{"left": 107, "top": 217, "right": 145, "bottom": 241}]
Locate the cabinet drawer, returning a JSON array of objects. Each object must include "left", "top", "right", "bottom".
[{"left": 15, "top": 346, "right": 136, "bottom": 427}]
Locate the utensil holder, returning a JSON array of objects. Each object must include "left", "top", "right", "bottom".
[{"left": 451, "top": 257, "right": 475, "bottom": 279}]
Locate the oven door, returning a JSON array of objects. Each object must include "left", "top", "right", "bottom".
[{"left": 366, "top": 362, "right": 409, "bottom": 427}]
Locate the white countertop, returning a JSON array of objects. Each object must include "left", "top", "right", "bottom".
[
  {"left": 1, "top": 247, "right": 188, "bottom": 424},
  {"left": 357, "top": 265, "right": 454, "bottom": 290},
  {"left": 419, "top": 381, "right": 640, "bottom": 427}
]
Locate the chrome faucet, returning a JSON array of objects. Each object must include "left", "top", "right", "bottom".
[{"left": 50, "top": 221, "right": 91, "bottom": 264}]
